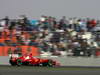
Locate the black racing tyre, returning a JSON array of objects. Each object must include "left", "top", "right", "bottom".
[
  {"left": 9, "top": 60, "right": 16, "bottom": 66},
  {"left": 47, "top": 60, "right": 53, "bottom": 67},
  {"left": 26, "top": 61, "right": 33, "bottom": 66},
  {"left": 42, "top": 63, "right": 48, "bottom": 67},
  {"left": 39, "top": 60, "right": 53, "bottom": 67},
  {"left": 16, "top": 59, "right": 23, "bottom": 66}
]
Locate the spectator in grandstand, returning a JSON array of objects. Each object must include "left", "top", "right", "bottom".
[
  {"left": 86, "top": 18, "right": 97, "bottom": 32},
  {"left": 0, "top": 15, "right": 99, "bottom": 57}
]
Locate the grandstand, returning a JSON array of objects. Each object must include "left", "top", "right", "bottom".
[{"left": 0, "top": 15, "right": 100, "bottom": 57}]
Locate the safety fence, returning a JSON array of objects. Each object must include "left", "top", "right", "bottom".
[{"left": 0, "top": 46, "right": 39, "bottom": 56}]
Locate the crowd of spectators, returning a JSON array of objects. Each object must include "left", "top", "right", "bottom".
[{"left": 0, "top": 15, "right": 100, "bottom": 57}]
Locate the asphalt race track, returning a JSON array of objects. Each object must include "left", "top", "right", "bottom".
[{"left": 0, "top": 65, "right": 100, "bottom": 75}]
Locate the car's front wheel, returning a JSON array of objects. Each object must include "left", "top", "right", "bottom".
[
  {"left": 16, "top": 59, "right": 23, "bottom": 66},
  {"left": 47, "top": 60, "right": 53, "bottom": 67}
]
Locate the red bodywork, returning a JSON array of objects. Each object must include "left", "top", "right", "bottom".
[{"left": 9, "top": 54, "right": 60, "bottom": 67}]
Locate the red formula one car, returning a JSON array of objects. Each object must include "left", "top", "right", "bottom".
[{"left": 9, "top": 53, "right": 60, "bottom": 67}]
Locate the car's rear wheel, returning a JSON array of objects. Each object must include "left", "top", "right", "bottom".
[
  {"left": 41, "top": 60, "right": 53, "bottom": 67},
  {"left": 26, "top": 61, "right": 33, "bottom": 66},
  {"left": 9, "top": 60, "right": 16, "bottom": 66}
]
